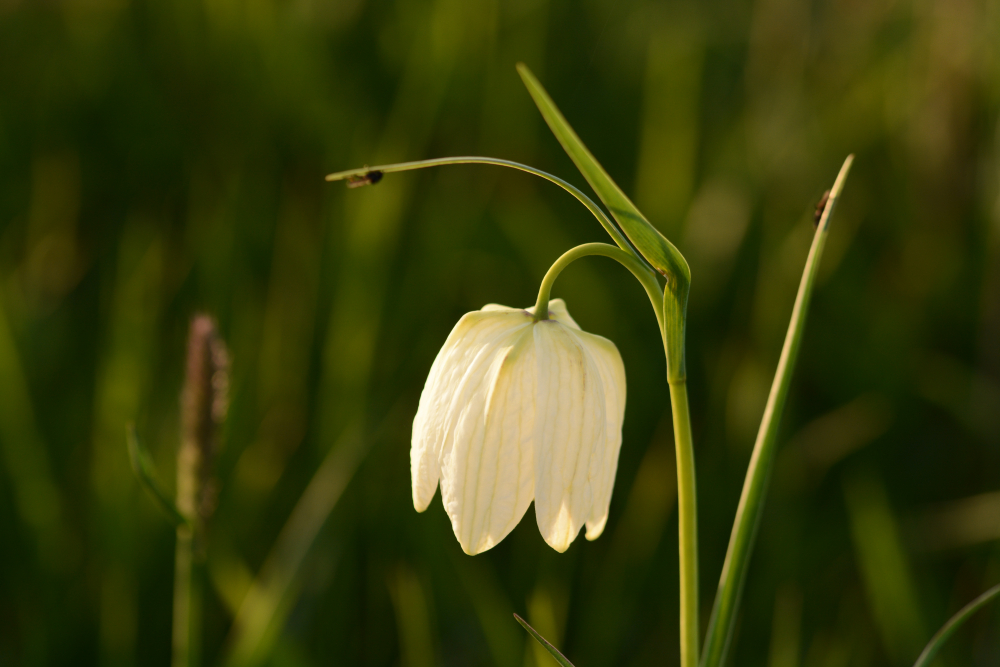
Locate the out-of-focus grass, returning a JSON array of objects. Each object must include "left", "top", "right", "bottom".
[{"left": 1, "top": 0, "right": 999, "bottom": 665}]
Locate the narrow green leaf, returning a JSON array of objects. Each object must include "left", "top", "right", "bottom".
[
  {"left": 326, "top": 156, "right": 636, "bottom": 257},
  {"left": 515, "top": 63, "right": 689, "bottom": 286},
  {"left": 125, "top": 423, "right": 190, "bottom": 528},
  {"left": 513, "top": 613, "right": 576, "bottom": 667},
  {"left": 222, "top": 427, "right": 366, "bottom": 667},
  {"left": 913, "top": 583, "right": 1000, "bottom": 667},
  {"left": 516, "top": 63, "right": 689, "bottom": 381},
  {"left": 700, "top": 156, "right": 854, "bottom": 667}
]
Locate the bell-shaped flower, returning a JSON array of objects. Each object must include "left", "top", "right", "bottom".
[{"left": 411, "top": 299, "right": 626, "bottom": 555}]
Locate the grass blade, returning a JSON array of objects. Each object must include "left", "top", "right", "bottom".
[
  {"left": 700, "top": 156, "right": 854, "bottom": 667},
  {"left": 912, "top": 583, "right": 1000, "bottom": 667},
  {"left": 327, "top": 156, "right": 635, "bottom": 257},
  {"left": 515, "top": 63, "right": 688, "bottom": 286},
  {"left": 843, "top": 466, "right": 925, "bottom": 662},
  {"left": 222, "top": 427, "right": 366, "bottom": 667},
  {"left": 126, "top": 423, "right": 189, "bottom": 528},
  {"left": 514, "top": 613, "right": 576, "bottom": 667}
]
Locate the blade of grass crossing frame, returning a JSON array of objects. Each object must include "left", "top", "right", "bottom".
[
  {"left": 514, "top": 614, "right": 576, "bottom": 667},
  {"left": 222, "top": 427, "right": 366, "bottom": 667},
  {"left": 912, "top": 583, "right": 1000, "bottom": 667},
  {"left": 700, "top": 156, "right": 855, "bottom": 667},
  {"left": 126, "top": 423, "right": 189, "bottom": 528},
  {"left": 515, "top": 63, "right": 689, "bottom": 286}
]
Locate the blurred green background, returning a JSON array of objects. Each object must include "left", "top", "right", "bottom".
[{"left": 2, "top": 0, "right": 999, "bottom": 665}]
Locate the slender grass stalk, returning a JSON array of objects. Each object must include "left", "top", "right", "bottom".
[
  {"left": 172, "top": 523, "right": 195, "bottom": 667},
  {"left": 912, "top": 583, "right": 1000, "bottom": 667},
  {"left": 700, "top": 156, "right": 854, "bottom": 667},
  {"left": 126, "top": 424, "right": 189, "bottom": 529},
  {"left": 222, "top": 426, "right": 366, "bottom": 667},
  {"left": 174, "top": 316, "right": 229, "bottom": 667}
]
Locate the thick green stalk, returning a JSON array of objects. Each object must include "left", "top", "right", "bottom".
[
  {"left": 701, "top": 156, "right": 854, "bottom": 667},
  {"left": 670, "top": 379, "right": 698, "bottom": 667},
  {"left": 664, "top": 272, "right": 696, "bottom": 667},
  {"left": 532, "top": 242, "right": 663, "bottom": 329}
]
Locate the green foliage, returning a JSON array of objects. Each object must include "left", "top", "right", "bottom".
[
  {"left": 127, "top": 424, "right": 190, "bottom": 529},
  {"left": 514, "top": 614, "right": 576, "bottom": 667}
]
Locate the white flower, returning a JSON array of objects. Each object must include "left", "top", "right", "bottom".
[{"left": 411, "top": 299, "right": 626, "bottom": 555}]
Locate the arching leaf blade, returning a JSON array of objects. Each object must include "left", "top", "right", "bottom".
[{"left": 516, "top": 63, "right": 689, "bottom": 285}]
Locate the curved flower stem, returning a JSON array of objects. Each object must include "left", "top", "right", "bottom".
[
  {"left": 670, "top": 379, "right": 698, "bottom": 667},
  {"left": 534, "top": 241, "right": 696, "bottom": 667},
  {"left": 326, "top": 157, "right": 643, "bottom": 263},
  {"left": 531, "top": 242, "right": 663, "bottom": 330}
]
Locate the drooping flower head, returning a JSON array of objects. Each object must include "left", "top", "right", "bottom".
[{"left": 411, "top": 299, "right": 626, "bottom": 555}]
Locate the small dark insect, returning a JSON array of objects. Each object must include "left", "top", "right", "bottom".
[
  {"left": 346, "top": 170, "right": 384, "bottom": 188},
  {"left": 814, "top": 189, "right": 831, "bottom": 227}
]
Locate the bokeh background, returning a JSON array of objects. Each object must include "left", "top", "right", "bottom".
[{"left": 2, "top": 0, "right": 999, "bottom": 665}]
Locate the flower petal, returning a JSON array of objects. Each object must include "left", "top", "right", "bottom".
[
  {"left": 532, "top": 320, "right": 607, "bottom": 552},
  {"left": 411, "top": 309, "right": 529, "bottom": 512},
  {"left": 453, "top": 330, "right": 538, "bottom": 554},
  {"left": 438, "top": 321, "right": 535, "bottom": 554},
  {"left": 571, "top": 330, "right": 626, "bottom": 540},
  {"left": 481, "top": 303, "right": 524, "bottom": 314}
]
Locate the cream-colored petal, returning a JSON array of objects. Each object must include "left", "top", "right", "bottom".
[
  {"left": 532, "top": 320, "right": 607, "bottom": 552},
  {"left": 481, "top": 303, "right": 524, "bottom": 314},
  {"left": 571, "top": 330, "right": 626, "bottom": 540},
  {"left": 437, "top": 323, "right": 535, "bottom": 554},
  {"left": 526, "top": 298, "right": 581, "bottom": 330},
  {"left": 441, "top": 329, "right": 537, "bottom": 554},
  {"left": 411, "top": 308, "right": 529, "bottom": 511}
]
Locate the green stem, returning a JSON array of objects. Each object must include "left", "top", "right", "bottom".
[
  {"left": 173, "top": 524, "right": 194, "bottom": 667},
  {"left": 530, "top": 242, "right": 663, "bottom": 329},
  {"left": 912, "top": 583, "right": 1000, "bottom": 667},
  {"left": 662, "top": 262, "right": 695, "bottom": 667},
  {"left": 533, "top": 241, "right": 696, "bottom": 667},
  {"left": 670, "top": 379, "right": 698, "bottom": 667},
  {"left": 173, "top": 439, "right": 198, "bottom": 667},
  {"left": 326, "top": 157, "right": 643, "bottom": 264}
]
